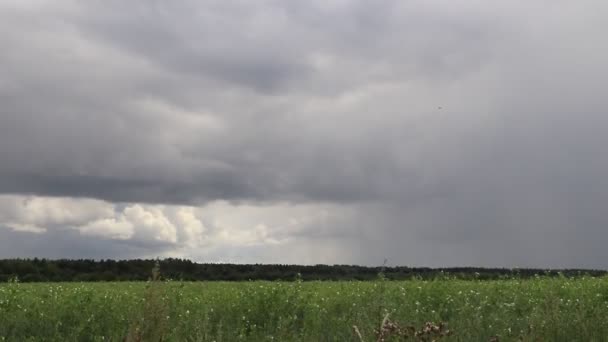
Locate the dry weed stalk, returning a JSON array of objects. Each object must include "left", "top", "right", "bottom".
[
  {"left": 353, "top": 313, "right": 453, "bottom": 342},
  {"left": 124, "top": 261, "right": 168, "bottom": 342}
]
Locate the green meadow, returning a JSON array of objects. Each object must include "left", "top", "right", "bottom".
[{"left": 2, "top": 276, "right": 608, "bottom": 341}]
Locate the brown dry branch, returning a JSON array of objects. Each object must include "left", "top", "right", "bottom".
[{"left": 353, "top": 314, "right": 453, "bottom": 342}]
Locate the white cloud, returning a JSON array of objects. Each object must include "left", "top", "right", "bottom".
[
  {"left": 0, "top": 195, "right": 351, "bottom": 259},
  {"left": 3, "top": 223, "right": 47, "bottom": 234},
  {"left": 0, "top": 195, "right": 113, "bottom": 228},
  {"left": 123, "top": 205, "right": 178, "bottom": 244},
  {"left": 78, "top": 217, "right": 134, "bottom": 240},
  {"left": 169, "top": 207, "right": 206, "bottom": 247}
]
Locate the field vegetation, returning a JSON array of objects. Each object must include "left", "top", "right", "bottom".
[{"left": 1, "top": 271, "right": 608, "bottom": 341}]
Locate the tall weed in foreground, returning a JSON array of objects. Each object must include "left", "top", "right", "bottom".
[{"left": 125, "top": 261, "right": 169, "bottom": 342}]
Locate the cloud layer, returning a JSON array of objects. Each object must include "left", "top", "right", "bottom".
[{"left": 1, "top": 0, "right": 608, "bottom": 267}]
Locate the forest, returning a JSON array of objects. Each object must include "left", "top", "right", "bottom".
[{"left": 0, "top": 258, "right": 605, "bottom": 282}]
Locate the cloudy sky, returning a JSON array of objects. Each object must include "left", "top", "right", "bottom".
[{"left": 1, "top": 0, "right": 607, "bottom": 268}]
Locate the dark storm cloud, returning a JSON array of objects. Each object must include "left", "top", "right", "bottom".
[
  {"left": 0, "top": 0, "right": 504, "bottom": 204},
  {"left": 2, "top": 0, "right": 608, "bottom": 267},
  {"left": 72, "top": 1, "right": 313, "bottom": 93}
]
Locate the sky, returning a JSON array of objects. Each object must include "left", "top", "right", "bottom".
[{"left": 1, "top": 0, "right": 608, "bottom": 268}]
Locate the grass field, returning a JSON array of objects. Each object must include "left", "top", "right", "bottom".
[{"left": 1, "top": 276, "right": 608, "bottom": 341}]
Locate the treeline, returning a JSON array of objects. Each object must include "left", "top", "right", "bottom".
[{"left": 0, "top": 258, "right": 605, "bottom": 282}]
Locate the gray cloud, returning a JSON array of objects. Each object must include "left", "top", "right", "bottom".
[{"left": 1, "top": 0, "right": 608, "bottom": 267}]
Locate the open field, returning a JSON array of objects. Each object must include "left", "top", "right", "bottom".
[{"left": 1, "top": 277, "right": 608, "bottom": 341}]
